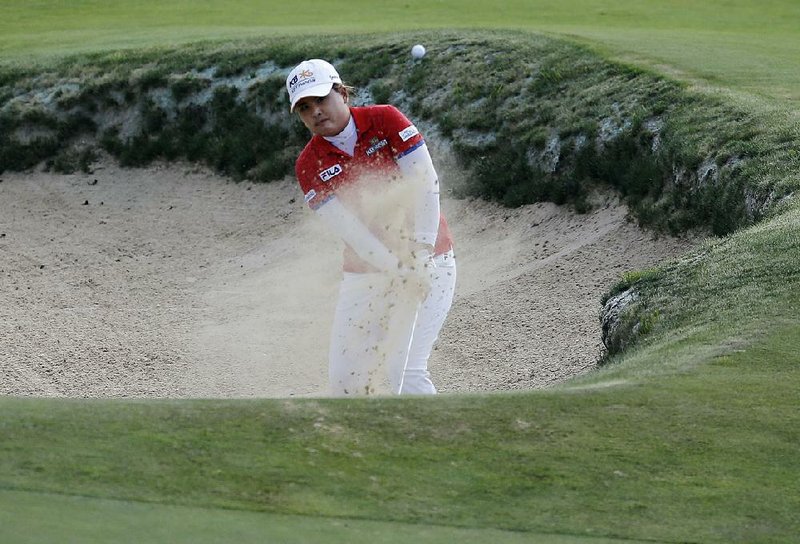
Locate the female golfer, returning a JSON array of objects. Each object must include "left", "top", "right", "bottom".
[{"left": 286, "top": 58, "right": 456, "bottom": 396}]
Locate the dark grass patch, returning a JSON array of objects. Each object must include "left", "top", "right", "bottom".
[{"left": 0, "top": 135, "right": 60, "bottom": 172}]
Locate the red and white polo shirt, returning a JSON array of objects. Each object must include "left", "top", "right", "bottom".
[{"left": 295, "top": 105, "right": 453, "bottom": 272}]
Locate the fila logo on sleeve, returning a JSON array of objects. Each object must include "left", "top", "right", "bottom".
[
  {"left": 319, "top": 164, "right": 343, "bottom": 182},
  {"left": 398, "top": 125, "right": 420, "bottom": 142}
]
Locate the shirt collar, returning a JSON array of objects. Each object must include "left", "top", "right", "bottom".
[
  {"left": 323, "top": 115, "right": 356, "bottom": 155},
  {"left": 312, "top": 107, "right": 372, "bottom": 156}
]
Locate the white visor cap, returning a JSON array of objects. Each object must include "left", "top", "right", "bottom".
[{"left": 286, "top": 59, "right": 342, "bottom": 112}]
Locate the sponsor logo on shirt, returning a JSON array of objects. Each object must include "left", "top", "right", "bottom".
[
  {"left": 398, "top": 125, "right": 419, "bottom": 142},
  {"left": 366, "top": 138, "right": 389, "bottom": 156},
  {"left": 304, "top": 189, "right": 317, "bottom": 203},
  {"left": 319, "top": 164, "right": 343, "bottom": 182}
]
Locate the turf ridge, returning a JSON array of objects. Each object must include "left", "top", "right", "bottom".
[
  {"left": 1, "top": 323, "right": 798, "bottom": 542},
  {"left": 597, "top": 200, "right": 800, "bottom": 360}
]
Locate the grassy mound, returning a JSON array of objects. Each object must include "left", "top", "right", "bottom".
[
  {"left": 2, "top": 31, "right": 798, "bottom": 235},
  {"left": 600, "top": 201, "right": 800, "bottom": 360},
  {"left": 2, "top": 326, "right": 798, "bottom": 543}
]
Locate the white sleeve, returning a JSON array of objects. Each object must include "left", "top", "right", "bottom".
[
  {"left": 395, "top": 142, "right": 440, "bottom": 247},
  {"left": 315, "top": 195, "right": 400, "bottom": 272}
]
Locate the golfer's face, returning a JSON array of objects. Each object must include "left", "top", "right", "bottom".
[{"left": 295, "top": 89, "right": 350, "bottom": 137}]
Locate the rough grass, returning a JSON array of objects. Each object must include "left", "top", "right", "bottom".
[
  {"left": 2, "top": 31, "right": 798, "bottom": 236},
  {"left": 1, "top": 322, "right": 798, "bottom": 542}
]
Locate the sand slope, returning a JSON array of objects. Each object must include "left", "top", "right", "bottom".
[{"left": 0, "top": 161, "right": 696, "bottom": 397}]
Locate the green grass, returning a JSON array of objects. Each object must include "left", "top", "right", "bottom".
[
  {"left": 1, "top": 322, "right": 798, "bottom": 542},
  {"left": 596, "top": 201, "right": 800, "bottom": 366},
  {"left": 2, "top": 1, "right": 800, "bottom": 104},
  {"left": 3, "top": 491, "right": 640, "bottom": 544}
]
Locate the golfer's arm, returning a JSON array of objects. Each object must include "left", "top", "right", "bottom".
[
  {"left": 315, "top": 196, "right": 400, "bottom": 272},
  {"left": 396, "top": 142, "right": 440, "bottom": 248}
]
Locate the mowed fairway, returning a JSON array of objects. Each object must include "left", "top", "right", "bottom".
[
  {"left": 2, "top": 1, "right": 800, "bottom": 103},
  {"left": 0, "top": 490, "right": 638, "bottom": 544},
  {"left": 2, "top": 1, "right": 800, "bottom": 543}
]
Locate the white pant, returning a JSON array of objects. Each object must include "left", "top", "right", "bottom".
[{"left": 329, "top": 251, "right": 456, "bottom": 396}]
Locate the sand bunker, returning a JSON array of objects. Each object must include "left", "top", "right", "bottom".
[{"left": 0, "top": 160, "right": 696, "bottom": 398}]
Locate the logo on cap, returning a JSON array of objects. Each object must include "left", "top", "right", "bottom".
[{"left": 289, "top": 69, "right": 316, "bottom": 92}]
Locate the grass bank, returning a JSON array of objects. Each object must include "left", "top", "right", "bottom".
[
  {"left": 599, "top": 201, "right": 800, "bottom": 361},
  {"left": 2, "top": 31, "right": 798, "bottom": 235},
  {"left": 1, "top": 323, "right": 798, "bottom": 542}
]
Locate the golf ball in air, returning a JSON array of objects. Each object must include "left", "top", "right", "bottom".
[{"left": 411, "top": 44, "right": 426, "bottom": 59}]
